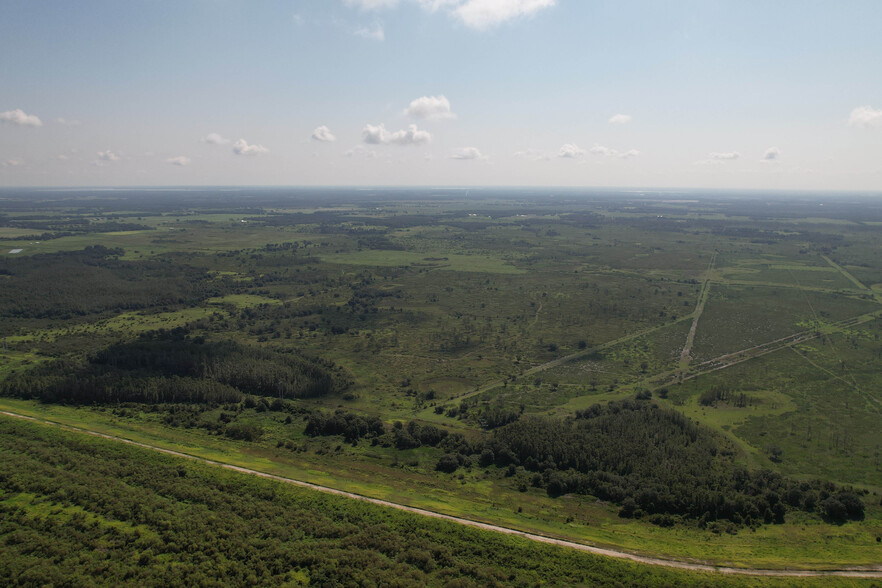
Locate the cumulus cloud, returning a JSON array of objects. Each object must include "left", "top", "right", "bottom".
[
  {"left": 0, "top": 109, "right": 42, "bottom": 127},
  {"left": 362, "top": 123, "right": 431, "bottom": 145},
  {"left": 709, "top": 151, "right": 740, "bottom": 160},
  {"left": 513, "top": 148, "right": 550, "bottom": 161},
  {"left": 54, "top": 117, "right": 81, "bottom": 126},
  {"left": 589, "top": 144, "right": 640, "bottom": 159},
  {"left": 167, "top": 156, "right": 191, "bottom": 166},
  {"left": 355, "top": 22, "right": 385, "bottom": 41},
  {"left": 558, "top": 144, "right": 586, "bottom": 159},
  {"left": 451, "top": 0, "right": 556, "bottom": 30},
  {"left": 404, "top": 95, "right": 456, "bottom": 120},
  {"left": 232, "top": 139, "right": 269, "bottom": 156},
  {"left": 344, "top": 0, "right": 401, "bottom": 8},
  {"left": 312, "top": 125, "right": 337, "bottom": 142},
  {"left": 848, "top": 105, "right": 882, "bottom": 128},
  {"left": 694, "top": 152, "right": 740, "bottom": 165},
  {"left": 1, "top": 158, "right": 24, "bottom": 168},
  {"left": 97, "top": 150, "right": 120, "bottom": 162},
  {"left": 763, "top": 147, "right": 780, "bottom": 161},
  {"left": 448, "top": 147, "right": 485, "bottom": 160},
  {"left": 201, "top": 132, "right": 230, "bottom": 145},
  {"left": 343, "top": 145, "right": 379, "bottom": 158},
  {"left": 608, "top": 114, "right": 632, "bottom": 125},
  {"left": 346, "top": 0, "right": 554, "bottom": 30}
]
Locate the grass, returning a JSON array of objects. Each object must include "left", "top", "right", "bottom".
[
  {"left": 4, "top": 192, "right": 882, "bottom": 576},
  {"left": 3, "top": 398, "right": 880, "bottom": 571},
  {"left": 7, "top": 415, "right": 871, "bottom": 587}
]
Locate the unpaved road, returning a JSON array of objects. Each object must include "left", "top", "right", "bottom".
[
  {"left": 679, "top": 251, "right": 717, "bottom": 369},
  {"left": 2, "top": 410, "right": 881, "bottom": 579}
]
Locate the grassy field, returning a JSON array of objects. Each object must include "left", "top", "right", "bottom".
[
  {"left": 8, "top": 415, "right": 811, "bottom": 588},
  {"left": 2, "top": 189, "right": 882, "bottom": 579}
]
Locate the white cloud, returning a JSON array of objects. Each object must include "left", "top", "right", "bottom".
[
  {"left": 763, "top": 147, "right": 780, "bottom": 161},
  {"left": 513, "top": 148, "right": 550, "bottom": 161},
  {"left": 589, "top": 144, "right": 640, "bottom": 159},
  {"left": 201, "top": 132, "right": 230, "bottom": 145},
  {"left": 167, "top": 156, "right": 191, "bottom": 166},
  {"left": 57, "top": 154, "right": 69, "bottom": 161},
  {"left": 449, "top": 147, "right": 485, "bottom": 160},
  {"left": 312, "top": 125, "right": 337, "bottom": 142},
  {"left": 0, "top": 109, "right": 42, "bottom": 127},
  {"left": 55, "top": 117, "right": 81, "bottom": 126},
  {"left": 92, "top": 150, "right": 120, "bottom": 167},
  {"left": 848, "top": 105, "right": 882, "bottom": 128},
  {"left": 1, "top": 158, "right": 24, "bottom": 167},
  {"left": 608, "top": 114, "right": 632, "bottom": 125},
  {"left": 343, "top": 145, "right": 379, "bottom": 158},
  {"left": 558, "top": 143, "right": 586, "bottom": 159},
  {"left": 292, "top": 13, "right": 304, "bottom": 25},
  {"left": 97, "top": 150, "right": 120, "bottom": 162},
  {"left": 232, "top": 139, "right": 269, "bottom": 156},
  {"left": 417, "top": 0, "right": 462, "bottom": 10},
  {"left": 404, "top": 95, "right": 456, "bottom": 120},
  {"left": 355, "top": 22, "right": 385, "bottom": 41},
  {"left": 344, "top": 0, "right": 401, "bottom": 9},
  {"left": 452, "top": 0, "right": 556, "bottom": 30},
  {"left": 694, "top": 152, "right": 739, "bottom": 165},
  {"left": 362, "top": 123, "right": 431, "bottom": 145},
  {"left": 709, "top": 151, "right": 740, "bottom": 160},
  {"left": 346, "top": 0, "right": 554, "bottom": 30}
]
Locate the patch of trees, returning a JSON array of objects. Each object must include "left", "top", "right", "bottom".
[
  {"left": 305, "top": 410, "right": 385, "bottom": 443},
  {"left": 430, "top": 397, "right": 865, "bottom": 528},
  {"left": 698, "top": 384, "right": 755, "bottom": 407},
  {"left": 479, "top": 398, "right": 865, "bottom": 526},
  {"left": 1, "top": 217, "right": 154, "bottom": 236},
  {"left": 0, "top": 246, "right": 220, "bottom": 318},
  {"left": 0, "top": 328, "right": 350, "bottom": 404},
  {"left": 356, "top": 235, "right": 404, "bottom": 251},
  {"left": 304, "top": 410, "right": 475, "bottom": 456}
]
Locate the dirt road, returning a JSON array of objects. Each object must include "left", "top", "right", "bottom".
[{"left": 2, "top": 410, "right": 880, "bottom": 579}]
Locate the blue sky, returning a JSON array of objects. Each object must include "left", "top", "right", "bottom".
[{"left": 1, "top": 0, "right": 881, "bottom": 189}]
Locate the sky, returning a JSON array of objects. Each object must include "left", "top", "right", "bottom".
[{"left": 1, "top": 0, "right": 881, "bottom": 190}]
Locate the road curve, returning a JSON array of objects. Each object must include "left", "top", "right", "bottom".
[{"left": 2, "top": 410, "right": 881, "bottom": 579}]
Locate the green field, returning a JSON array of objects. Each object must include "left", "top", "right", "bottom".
[{"left": 2, "top": 188, "right": 882, "bottom": 582}]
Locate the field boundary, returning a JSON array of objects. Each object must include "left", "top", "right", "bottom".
[{"left": 2, "top": 409, "right": 881, "bottom": 579}]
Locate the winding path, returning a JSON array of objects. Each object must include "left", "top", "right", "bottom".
[{"left": 2, "top": 410, "right": 880, "bottom": 579}]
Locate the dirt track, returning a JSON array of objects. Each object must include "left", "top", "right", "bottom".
[{"left": 2, "top": 410, "right": 881, "bottom": 579}]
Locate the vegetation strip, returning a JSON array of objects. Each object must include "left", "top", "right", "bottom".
[{"left": 2, "top": 410, "right": 880, "bottom": 579}]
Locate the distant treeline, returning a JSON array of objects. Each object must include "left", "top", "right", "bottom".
[
  {"left": 0, "top": 328, "right": 350, "bottom": 404},
  {"left": 306, "top": 397, "right": 866, "bottom": 528}
]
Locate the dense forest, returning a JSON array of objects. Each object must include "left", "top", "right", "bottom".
[
  {"left": 0, "top": 247, "right": 218, "bottom": 319},
  {"left": 0, "top": 328, "right": 349, "bottom": 404},
  {"left": 306, "top": 397, "right": 867, "bottom": 528},
  {"left": 0, "top": 418, "right": 747, "bottom": 588}
]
